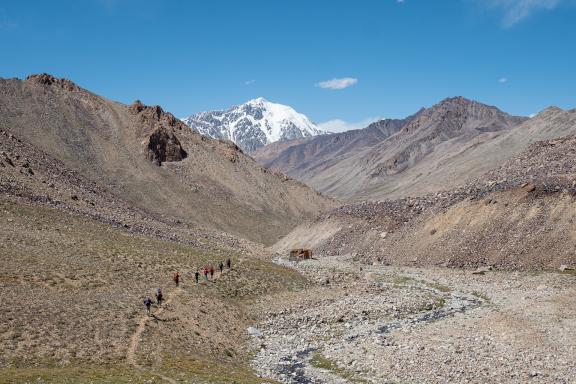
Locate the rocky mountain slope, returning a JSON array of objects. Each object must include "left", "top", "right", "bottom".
[
  {"left": 274, "top": 134, "right": 576, "bottom": 270},
  {"left": 182, "top": 97, "right": 325, "bottom": 153},
  {"left": 253, "top": 117, "right": 409, "bottom": 176},
  {"left": 0, "top": 75, "right": 323, "bottom": 382},
  {"left": 0, "top": 74, "right": 334, "bottom": 244},
  {"left": 0, "top": 180, "right": 309, "bottom": 383},
  {"left": 256, "top": 97, "right": 534, "bottom": 200},
  {"left": 355, "top": 103, "right": 575, "bottom": 200}
]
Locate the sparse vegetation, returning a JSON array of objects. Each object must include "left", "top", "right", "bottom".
[
  {"left": 0, "top": 200, "right": 306, "bottom": 383},
  {"left": 471, "top": 290, "right": 491, "bottom": 303},
  {"left": 420, "top": 294, "right": 446, "bottom": 311},
  {"left": 0, "top": 365, "right": 151, "bottom": 384},
  {"left": 393, "top": 275, "right": 417, "bottom": 285},
  {"left": 159, "top": 356, "right": 281, "bottom": 384},
  {"left": 424, "top": 281, "right": 451, "bottom": 293},
  {"left": 310, "top": 351, "right": 368, "bottom": 383}
]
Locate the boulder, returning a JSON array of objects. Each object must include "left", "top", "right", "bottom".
[
  {"left": 146, "top": 127, "right": 187, "bottom": 165},
  {"left": 247, "top": 326, "right": 262, "bottom": 337},
  {"left": 472, "top": 266, "right": 493, "bottom": 275},
  {"left": 522, "top": 183, "right": 536, "bottom": 193}
]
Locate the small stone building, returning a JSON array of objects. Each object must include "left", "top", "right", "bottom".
[{"left": 289, "top": 248, "right": 312, "bottom": 261}]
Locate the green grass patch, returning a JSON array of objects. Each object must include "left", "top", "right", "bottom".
[
  {"left": 0, "top": 365, "right": 150, "bottom": 384},
  {"left": 378, "top": 274, "right": 452, "bottom": 294},
  {"left": 309, "top": 351, "right": 368, "bottom": 383},
  {"left": 432, "top": 295, "right": 446, "bottom": 309},
  {"left": 419, "top": 294, "right": 446, "bottom": 311},
  {"left": 391, "top": 276, "right": 417, "bottom": 285},
  {"left": 471, "top": 290, "right": 491, "bottom": 303},
  {"left": 160, "top": 356, "right": 280, "bottom": 384},
  {"left": 423, "top": 281, "right": 451, "bottom": 293}
]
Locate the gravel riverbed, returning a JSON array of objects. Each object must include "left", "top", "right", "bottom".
[{"left": 249, "top": 256, "right": 576, "bottom": 383}]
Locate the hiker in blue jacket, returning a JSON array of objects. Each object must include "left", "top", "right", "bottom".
[{"left": 144, "top": 296, "right": 152, "bottom": 316}]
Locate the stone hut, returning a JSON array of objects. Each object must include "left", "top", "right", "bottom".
[{"left": 289, "top": 248, "right": 312, "bottom": 262}]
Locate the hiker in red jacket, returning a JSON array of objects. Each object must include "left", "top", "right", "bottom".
[{"left": 173, "top": 271, "right": 180, "bottom": 287}]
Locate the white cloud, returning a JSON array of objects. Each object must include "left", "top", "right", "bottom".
[
  {"left": 317, "top": 117, "right": 381, "bottom": 133},
  {"left": 315, "top": 77, "right": 358, "bottom": 90},
  {"left": 481, "top": 0, "right": 563, "bottom": 26},
  {"left": 244, "top": 79, "right": 256, "bottom": 86},
  {"left": 499, "top": 77, "right": 509, "bottom": 83}
]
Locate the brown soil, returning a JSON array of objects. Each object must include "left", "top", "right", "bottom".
[
  {"left": 0, "top": 75, "right": 335, "bottom": 245},
  {"left": 0, "top": 199, "right": 305, "bottom": 383}
]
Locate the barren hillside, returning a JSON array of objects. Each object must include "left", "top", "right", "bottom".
[
  {"left": 274, "top": 135, "right": 576, "bottom": 270},
  {"left": 0, "top": 78, "right": 319, "bottom": 382},
  {"left": 0, "top": 74, "right": 335, "bottom": 244},
  {"left": 258, "top": 97, "right": 571, "bottom": 201},
  {"left": 356, "top": 105, "right": 576, "bottom": 200},
  {"left": 253, "top": 118, "right": 408, "bottom": 176},
  {"left": 0, "top": 195, "right": 309, "bottom": 383}
]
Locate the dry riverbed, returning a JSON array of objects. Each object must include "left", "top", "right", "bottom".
[{"left": 249, "top": 255, "right": 576, "bottom": 384}]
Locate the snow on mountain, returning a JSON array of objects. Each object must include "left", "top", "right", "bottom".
[{"left": 182, "top": 97, "right": 325, "bottom": 153}]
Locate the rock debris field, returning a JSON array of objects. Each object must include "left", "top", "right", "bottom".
[{"left": 249, "top": 255, "right": 576, "bottom": 384}]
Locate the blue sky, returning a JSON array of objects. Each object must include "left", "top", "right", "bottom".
[{"left": 1, "top": 0, "right": 575, "bottom": 132}]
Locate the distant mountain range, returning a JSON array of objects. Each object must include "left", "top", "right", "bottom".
[
  {"left": 182, "top": 97, "right": 325, "bottom": 154},
  {"left": 253, "top": 97, "right": 576, "bottom": 200}
]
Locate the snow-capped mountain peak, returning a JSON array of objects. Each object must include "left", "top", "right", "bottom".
[{"left": 182, "top": 98, "right": 325, "bottom": 153}]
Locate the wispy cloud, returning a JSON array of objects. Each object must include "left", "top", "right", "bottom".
[
  {"left": 244, "top": 79, "right": 256, "bottom": 86},
  {"left": 318, "top": 117, "right": 380, "bottom": 133},
  {"left": 479, "top": 0, "right": 563, "bottom": 27},
  {"left": 315, "top": 77, "right": 358, "bottom": 90},
  {"left": 499, "top": 77, "right": 509, "bottom": 83}
]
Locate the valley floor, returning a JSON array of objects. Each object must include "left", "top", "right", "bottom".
[
  {"left": 2, "top": 197, "right": 575, "bottom": 383},
  {"left": 0, "top": 198, "right": 305, "bottom": 384},
  {"left": 249, "top": 255, "right": 576, "bottom": 384}
]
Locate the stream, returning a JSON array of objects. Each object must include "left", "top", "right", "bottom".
[{"left": 250, "top": 264, "right": 483, "bottom": 384}]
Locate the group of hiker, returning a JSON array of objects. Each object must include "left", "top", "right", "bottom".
[{"left": 143, "top": 258, "right": 232, "bottom": 316}]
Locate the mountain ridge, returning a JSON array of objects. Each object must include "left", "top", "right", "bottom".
[
  {"left": 0, "top": 74, "right": 335, "bottom": 244},
  {"left": 182, "top": 97, "right": 325, "bottom": 153},
  {"left": 274, "top": 131, "right": 576, "bottom": 270},
  {"left": 255, "top": 96, "right": 530, "bottom": 200}
]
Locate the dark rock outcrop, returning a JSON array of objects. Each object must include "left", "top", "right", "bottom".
[
  {"left": 25, "top": 73, "right": 79, "bottom": 91},
  {"left": 129, "top": 100, "right": 189, "bottom": 165},
  {"left": 129, "top": 100, "right": 188, "bottom": 131},
  {"left": 146, "top": 126, "right": 187, "bottom": 165}
]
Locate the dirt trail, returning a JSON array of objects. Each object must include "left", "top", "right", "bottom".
[
  {"left": 126, "top": 287, "right": 183, "bottom": 383},
  {"left": 124, "top": 266, "right": 236, "bottom": 382}
]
